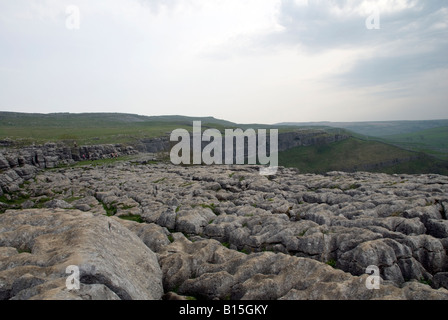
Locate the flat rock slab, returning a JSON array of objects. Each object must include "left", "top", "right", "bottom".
[{"left": 0, "top": 209, "right": 163, "bottom": 300}]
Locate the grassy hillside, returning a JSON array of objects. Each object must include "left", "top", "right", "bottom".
[
  {"left": 373, "top": 155, "right": 448, "bottom": 175},
  {"left": 0, "top": 112, "right": 240, "bottom": 146},
  {"left": 279, "top": 119, "right": 448, "bottom": 164},
  {"left": 278, "top": 137, "right": 448, "bottom": 175},
  {"left": 380, "top": 126, "right": 448, "bottom": 160},
  {"left": 0, "top": 112, "right": 332, "bottom": 147}
]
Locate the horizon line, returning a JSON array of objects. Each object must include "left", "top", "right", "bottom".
[{"left": 1, "top": 110, "right": 448, "bottom": 125}]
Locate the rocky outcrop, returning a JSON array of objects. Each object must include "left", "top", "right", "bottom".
[
  {"left": 0, "top": 143, "right": 138, "bottom": 194},
  {"left": 136, "top": 137, "right": 171, "bottom": 153},
  {"left": 277, "top": 130, "right": 349, "bottom": 152},
  {"left": 0, "top": 209, "right": 163, "bottom": 300},
  {"left": 1, "top": 157, "right": 448, "bottom": 300},
  {"left": 0, "top": 143, "right": 137, "bottom": 170}
]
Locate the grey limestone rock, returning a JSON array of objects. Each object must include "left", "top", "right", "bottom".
[
  {"left": 0, "top": 209, "right": 163, "bottom": 300},
  {"left": 2, "top": 159, "right": 448, "bottom": 299},
  {"left": 158, "top": 235, "right": 448, "bottom": 300}
]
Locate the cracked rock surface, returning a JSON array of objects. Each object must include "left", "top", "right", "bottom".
[
  {"left": 1, "top": 158, "right": 448, "bottom": 300},
  {"left": 0, "top": 209, "right": 163, "bottom": 300}
]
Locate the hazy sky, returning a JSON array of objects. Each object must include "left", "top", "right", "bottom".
[{"left": 0, "top": 0, "right": 447, "bottom": 124}]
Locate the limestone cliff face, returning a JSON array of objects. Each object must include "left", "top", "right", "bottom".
[
  {"left": 277, "top": 131, "right": 349, "bottom": 152},
  {"left": 144, "top": 129, "right": 350, "bottom": 160},
  {"left": 0, "top": 129, "right": 346, "bottom": 171},
  {"left": 135, "top": 137, "right": 171, "bottom": 153},
  {"left": 0, "top": 144, "right": 138, "bottom": 194},
  {"left": 0, "top": 143, "right": 137, "bottom": 170}
]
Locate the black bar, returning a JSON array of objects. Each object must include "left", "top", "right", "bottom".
[{"left": 3, "top": 300, "right": 446, "bottom": 320}]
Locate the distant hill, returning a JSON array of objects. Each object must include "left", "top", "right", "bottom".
[
  {"left": 278, "top": 119, "right": 448, "bottom": 161},
  {"left": 0, "top": 112, "right": 238, "bottom": 146},
  {"left": 279, "top": 137, "right": 448, "bottom": 175},
  {"left": 379, "top": 126, "right": 448, "bottom": 160},
  {"left": 0, "top": 112, "right": 237, "bottom": 127},
  {"left": 277, "top": 120, "right": 448, "bottom": 137},
  {"left": 0, "top": 111, "right": 338, "bottom": 146}
]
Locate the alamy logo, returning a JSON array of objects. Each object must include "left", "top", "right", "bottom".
[
  {"left": 66, "top": 265, "right": 80, "bottom": 290},
  {"left": 365, "top": 8, "right": 380, "bottom": 30},
  {"left": 365, "top": 265, "right": 380, "bottom": 290},
  {"left": 170, "top": 121, "right": 278, "bottom": 175},
  {"left": 66, "top": 5, "right": 80, "bottom": 30}
]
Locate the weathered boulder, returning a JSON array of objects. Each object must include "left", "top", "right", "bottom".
[
  {"left": 433, "top": 273, "right": 448, "bottom": 290},
  {"left": 425, "top": 219, "right": 448, "bottom": 239},
  {"left": 0, "top": 209, "right": 163, "bottom": 300},
  {"left": 0, "top": 154, "right": 9, "bottom": 170},
  {"left": 157, "top": 206, "right": 178, "bottom": 230},
  {"left": 0, "top": 169, "right": 24, "bottom": 193},
  {"left": 115, "top": 217, "right": 171, "bottom": 253},
  {"left": 403, "top": 235, "right": 448, "bottom": 274},
  {"left": 337, "top": 238, "right": 429, "bottom": 285},
  {"left": 13, "top": 165, "right": 39, "bottom": 181},
  {"left": 176, "top": 207, "right": 217, "bottom": 235},
  {"left": 44, "top": 199, "right": 73, "bottom": 209}
]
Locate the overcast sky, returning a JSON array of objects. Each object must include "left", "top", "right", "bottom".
[{"left": 0, "top": 0, "right": 447, "bottom": 124}]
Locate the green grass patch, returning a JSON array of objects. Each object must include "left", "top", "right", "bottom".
[
  {"left": 118, "top": 214, "right": 144, "bottom": 223},
  {"left": 185, "top": 296, "right": 197, "bottom": 301},
  {"left": 419, "top": 277, "right": 432, "bottom": 286},
  {"left": 17, "top": 248, "right": 32, "bottom": 254},
  {"left": 297, "top": 229, "right": 308, "bottom": 237},
  {"left": 390, "top": 211, "right": 402, "bottom": 217},
  {"left": 200, "top": 203, "right": 219, "bottom": 215},
  {"left": 346, "top": 183, "right": 361, "bottom": 191},
  {"left": 64, "top": 196, "right": 83, "bottom": 203},
  {"left": 0, "top": 193, "right": 32, "bottom": 212},
  {"left": 30, "top": 197, "right": 51, "bottom": 209},
  {"left": 0, "top": 194, "right": 29, "bottom": 206},
  {"left": 326, "top": 259, "right": 337, "bottom": 269},
  {"left": 120, "top": 204, "right": 137, "bottom": 210},
  {"left": 180, "top": 182, "right": 195, "bottom": 188},
  {"left": 67, "top": 155, "right": 134, "bottom": 168},
  {"left": 100, "top": 201, "right": 117, "bottom": 216}
]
